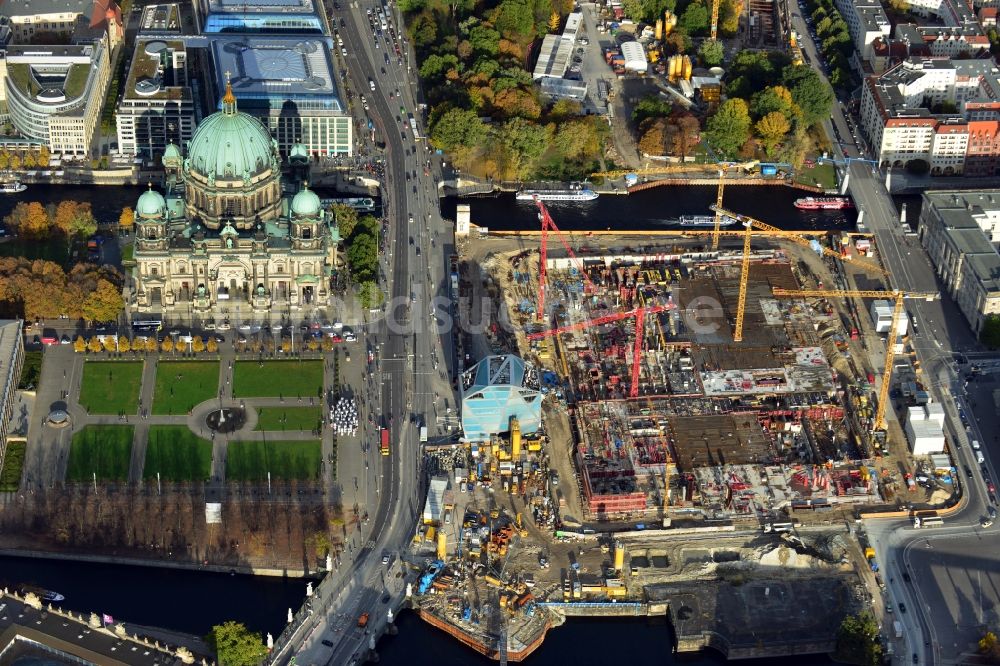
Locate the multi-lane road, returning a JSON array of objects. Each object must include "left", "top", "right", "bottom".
[
  {"left": 787, "top": 2, "right": 1000, "bottom": 661},
  {"left": 268, "top": 1, "right": 456, "bottom": 663}
]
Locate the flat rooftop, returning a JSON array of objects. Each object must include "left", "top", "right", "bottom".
[
  {"left": 211, "top": 36, "right": 343, "bottom": 112},
  {"left": 124, "top": 39, "right": 190, "bottom": 102},
  {"left": 1, "top": 0, "right": 92, "bottom": 17},
  {"left": 206, "top": 0, "right": 314, "bottom": 14}
]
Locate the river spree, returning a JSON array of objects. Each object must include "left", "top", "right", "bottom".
[
  {"left": 443, "top": 185, "right": 857, "bottom": 233},
  {"left": 0, "top": 555, "right": 836, "bottom": 665}
]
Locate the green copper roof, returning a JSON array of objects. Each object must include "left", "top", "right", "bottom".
[
  {"left": 187, "top": 109, "right": 275, "bottom": 179},
  {"left": 291, "top": 185, "right": 321, "bottom": 217},
  {"left": 136, "top": 187, "right": 166, "bottom": 218},
  {"left": 163, "top": 143, "right": 181, "bottom": 160}
]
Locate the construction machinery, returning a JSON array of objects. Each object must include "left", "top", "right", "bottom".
[
  {"left": 533, "top": 197, "right": 596, "bottom": 321},
  {"left": 710, "top": 162, "right": 760, "bottom": 250},
  {"left": 528, "top": 305, "right": 674, "bottom": 398},
  {"left": 771, "top": 288, "right": 937, "bottom": 433},
  {"left": 710, "top": 205, "right": 891, "bottom": 342},
  {"left": 710, "top": 0, "right": 721, "bottom": 40}
]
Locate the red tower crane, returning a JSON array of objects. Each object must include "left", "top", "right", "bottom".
[
  {"left": 534, "top": 197, "right": 597, "bottom": 321},
  {"left": 527, "top": 304, "right": 672, "bottom": 398}
]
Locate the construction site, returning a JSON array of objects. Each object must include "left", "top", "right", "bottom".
[{"left": 406, "top": 195, "right": 954, "bottom": 661}]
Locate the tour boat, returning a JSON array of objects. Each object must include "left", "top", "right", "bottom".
[
  {"left": 515, "top": 188, "right": 599, "bottom": 202},
  {"left": 0, "top": 181, "right": 26, "bottom": 194},
  {"left": 794, "top": 197, "right": 853, "bottom": 210},
  {"left": 678, "top": 214, "right": 737, "bottom": 227}
]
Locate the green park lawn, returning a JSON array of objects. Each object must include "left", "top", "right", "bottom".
[
  {"left": 0, "top": 441, "right": 25, "bottom": 491},
  {"left": 232, "top": 360, "right": 323, "bottom": 399},
  {"left": 78, "top": 361, "right": 143, "bottom": 414},
  {"left": 142, "top": 426, "right": 213, "bottom": 481},
  {"left": 254, "top": 406, "right": 322, "bottom": 432},
  {"left": 152, "top": 361, "right": 220, "bottom": 415},
  {"left": 794, "top": 161, "right": 838, "bottom": 190},
  {"left": 67, "top": 425, "right": 134, "bottom": 482},
  {"left": 226, "top": 440, "right": 322, "bottom": 481}
]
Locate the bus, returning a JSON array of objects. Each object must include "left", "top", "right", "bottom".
[
  {"left": 913, "top": 512, "right": 943, "bottom": 528},
  {"left": 131, "top": 318, "right": 162, "bottom": 334},
  {"left": 380, "top": 427, "right": 390, "bottom": 456}
]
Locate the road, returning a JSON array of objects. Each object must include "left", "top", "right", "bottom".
[
  {"left": 846, "top": 157, "right": 999, "bottom": 665},
  {"left": 784, "top": 2, "right": 1000, "bottom": 659},
  {"left": 268, "top": 1, "right": 455, "bottom": 663}
]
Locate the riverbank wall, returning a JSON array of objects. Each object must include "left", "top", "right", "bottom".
[
  {"left": 0, "top": 546, "right": 315, "bottom": 578},
  {"left": 441, "top": 178, "right": 828, "bottom": 198}
]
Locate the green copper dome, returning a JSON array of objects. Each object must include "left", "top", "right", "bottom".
[
  {"left": 136, "top": 187, "right": 166, "bottom": 218},
  {"left": 163, "top": 143, "right": 181, "bottom": 160},
  {"left": 291, "top": 185, "right": 321, "bottom": 217},
  {"left": 186, "top": 109, "right": 275, "bottom": 180}
]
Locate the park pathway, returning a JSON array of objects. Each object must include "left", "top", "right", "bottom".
[{"left": 22, "top": 349, "right": 337, "bottom": 495}]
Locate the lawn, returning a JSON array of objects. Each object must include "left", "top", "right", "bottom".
[
  {"left": 0, "top": 441, "right": 25, "bottom": 491},
  {"left": 226, "top": 440, "right": 322, "bottom": 481},
  {"left": 232, "top": 360, "right": 324, "bottom": 399},
  {"left": 254, "top": 406, "right": 322, "bottom": 432},
  {"left": 142, "top": 426, "right": 213, "bottom": 481},
  {"left": 152, "top": 361, "right": 220, "bottom": 415},
  {"left": 66, "top": 425, "right": 134, "bottom": 482},
  {"left": 795, "top": 161, "right": 839, "bottom": 190},
  {"left": 18, "top": 351, "right": 42, "bottom": 389},
  {"left": 79, "top": 361, "right": 143, "bottom": 414}
]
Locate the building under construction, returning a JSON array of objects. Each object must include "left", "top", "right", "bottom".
[{"left": 485, "top": 223, "right": 891, "bottom": 520}]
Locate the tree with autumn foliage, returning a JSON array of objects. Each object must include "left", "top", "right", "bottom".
[
  {"left": 756, "top": 111, "right": 791, "bottom": 156},
  {"left": 0, "top": 257, "right": 124, "bottom": 322},
  {"left": 119, "top": 207, "right": 135, "bottom": 233},
  {"left": 73, "top": 336, "right": 87, "bottom": 353},
  {"left": 638, "top": 120, "right": 667, "bottom": 156},
  {"left": 52, "top": 201, "right": 97, "bottom": 241},
  {"left": 81, "top": 279, "right": 124, "bottom": 323},
  {"left": 5, "top": 202, "right": 50, "bottom": 239}
]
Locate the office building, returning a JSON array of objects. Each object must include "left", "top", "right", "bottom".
[
  {"left": 210, "top": 36, "right": 351, "bottom": 156},
  {"left": 0, "top": 319, "right": 23, "bottom": 479},
  {"left": 199, "top": 0, "right": 326, "bottom": 34},
  {"left": 4, "top": 41, "right": 110, "bottom": 155},
  {"left": 918, "top": 189, "right": 1000, "bottom": 333},
  {"left": 116, "top": 39, "right": 196, "bottom": 158}
]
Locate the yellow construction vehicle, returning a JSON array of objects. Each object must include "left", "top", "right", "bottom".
[{"left": 771, "top": 288, "right": 937, "bottom": 433}]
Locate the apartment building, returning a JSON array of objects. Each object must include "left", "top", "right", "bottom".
[
  {"left": 834, "top": 0, "right": 890, "bottom": 62},
  {"left": 895, "top": 23, "right": 990, "bottom": 57},
  {"left": 860, "top": 58, "right": 1000, "bottom": 174}
]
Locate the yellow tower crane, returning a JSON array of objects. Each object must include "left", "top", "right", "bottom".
[
  {"left": 709, "top": 205, "right": 891, "bottom": 342},
  {"left": 771, "top": 288, "right": 938, "bottom": 434},
  {"left": 710, "top": 0, "right": 721, "bottom": 40},
  {"left": 710, "top": 162, "right": 759, "bottom": 249}
]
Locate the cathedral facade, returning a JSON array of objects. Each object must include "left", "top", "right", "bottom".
[{"left": 131, "top": 83, "right": 333, "bottom": 321}]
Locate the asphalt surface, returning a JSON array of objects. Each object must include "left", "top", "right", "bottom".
[
  {"left": 785, "top": 5, "right": 1000, "bottom": 663},
  {"left": 267, "top": 1, "right": 455, "bottom": 664},
  {"left": 847, "top": 126, "right": 1000, "bottom": 666}
]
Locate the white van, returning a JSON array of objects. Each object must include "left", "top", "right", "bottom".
[
  {"left": 973, "top": 440, "right": 981, "bottom": 450},
  {"left": 977, "top": 450, "right": 986, "bottom": 464}
]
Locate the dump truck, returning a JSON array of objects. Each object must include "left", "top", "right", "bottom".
[{"left": 357, "top": 612, "right": 369, "bottom": 628}]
